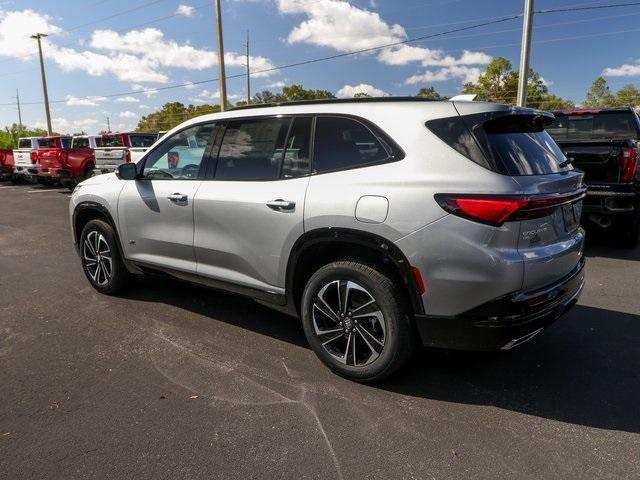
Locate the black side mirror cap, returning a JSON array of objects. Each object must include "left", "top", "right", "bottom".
[{"left": 117, "top": 162, "right": 137, "bottom": 180}]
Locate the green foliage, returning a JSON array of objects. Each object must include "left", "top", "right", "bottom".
[
  {"left": 584, "top": 77, "right": 615, "bottom": 107},
  {"left": 612, "top": 84, "right": 640, "bottom": 107},
  {"left": 354, "top": 92, "right": 371, "bottom": 98},
  {"left": 416, "top": 87, "right": 445, "bottom": 100},
  {"left": 252, "top": 84, "right": 335, "bottom": 104},
  {"left": 136, "top": 102, "right": 222, "bottom": 132},
  {"left": 0, "top": 124, "right": 48, "bottom": 149},
  {"left": 461, "top": 57, "right": 573, "bottom": 109}
]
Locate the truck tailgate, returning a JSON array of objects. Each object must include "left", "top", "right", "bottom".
[
  {"left": 557, "top": 139, "right": 628, "bottom": 182},
  {"left": 94, "top": 148, "right": 126, "bottom": 171},
  {"left": 13, "top": 149, "right": 32, "bottom": 166}
]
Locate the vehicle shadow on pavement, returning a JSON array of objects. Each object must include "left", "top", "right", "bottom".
[
  {"left": 384, "top": 304, "right": 640, "bottom": 434},
  {"left": 583, "top": 228, "right": 640, "bottom": 261},
  {"left": 124, "top": 277, "right": 640, "bottom": 434}
]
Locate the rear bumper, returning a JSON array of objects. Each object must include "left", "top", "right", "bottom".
[
  {"left": 0, "top": 166, "right": 12, "bottom": 179},
  {"left": 36, "top": 166, "right": 73, "bottom": 179},
  {"left": 583, "top": 186, "right": 638, "bottom": 216},
  {"left": 415, "top": 259, "right": 585, "bottom": 350}
]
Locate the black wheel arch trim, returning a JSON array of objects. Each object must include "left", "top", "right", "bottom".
[{"left": 285, "top": 227, "right": 425, "bottom": 316}]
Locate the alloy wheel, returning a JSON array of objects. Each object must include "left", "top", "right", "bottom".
[
  {"left": 83, "top": 231, "right": 112, "bottom": 286},
  {"left": 312, "top": 279, "right": 386, "bottom": 367}
]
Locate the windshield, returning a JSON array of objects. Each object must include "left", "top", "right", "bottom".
[
  {"left": 128, "top": 134, "right": 156, "bottom": 148},
  {"left": 547, "top": 112, "right": 640, "bottom": 140}
]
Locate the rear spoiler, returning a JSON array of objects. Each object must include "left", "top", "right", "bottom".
[{"left": 449, "top": 94, "right": 477, "bottom": 102}]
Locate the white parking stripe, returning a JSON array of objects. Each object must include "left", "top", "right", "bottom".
[{"left": 27, "top": 189, "right": 67, "bottom": 193}]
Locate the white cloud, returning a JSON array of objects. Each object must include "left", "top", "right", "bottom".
[
  {"left": 539, "top": 76, "right": 553, "bottom": 86},
  {"left": 184, "top": 80, "right": 197, "bottom": 89},
  {"left": 277, "top": 0, "right": 490, "bottom": 82},
  {"left": 65, "top": 95, "right": 107, "bottom": 106},
  {"left": 336, "top": 83, "right": 388, "bottom": 98},
  {"left": 131, "top": 84, "right": 159, "bottom": 97},
  {"left": 115, "top": 96, "right": 140, "bottom": 103},
  {"left": 176, "top": 4, "right": 195, "bottom": 17},
  {"left": 119, "top": 111, "right": 138, "bottom": 118},
  {"left": 267, "top": 80, "right": 286, "bottom": 89},
  {"left": 0, "top": 10, "right": 278, "bottom": 86},
  {"left": 603, "top": 62, "right": 640, "bottom": 77},
  {"left": 39, "top": 117, "right": 100, "bottom": 134},
  {"left": 404, "top": 66, "right": 482, "bottom": 85},
  {"left": 189, "top": 89, "right": 241, "bottom": 104}
]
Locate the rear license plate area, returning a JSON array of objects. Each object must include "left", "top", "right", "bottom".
[{"left": 562, "top": 201, "right": 581, "bottom": 233}]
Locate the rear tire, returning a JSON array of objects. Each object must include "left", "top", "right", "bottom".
[
  {"left": 620, "top": 217, "right": 639, "bottom": 248},
  {"left": 80, "top": 219, "right": 134, "bottom": 295},
  {"left": 301, "top": 260, "right": 415, "bottom": 383}
]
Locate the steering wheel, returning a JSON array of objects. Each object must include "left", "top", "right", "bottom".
[{"left": 181, "top": 164, "right": 200, "bottom": 179}]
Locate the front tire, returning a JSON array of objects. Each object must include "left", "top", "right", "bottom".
[
  {"left": 80, "top": 219, "right": 134, "bottom": 294},
  {"left": 301, "top": 260, "right": 415, "bottom": 383}
]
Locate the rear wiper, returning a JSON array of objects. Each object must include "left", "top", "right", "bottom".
[{"left": 558, "top": 157, "right": 573, "bottom": 168}]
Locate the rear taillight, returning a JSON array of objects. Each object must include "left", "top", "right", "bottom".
[
  {"left": 30, "top": 151, "right": 38, "bottom": 163},
  {"left": 621, "top": 147, "right": 638, "bottom": 183},
  {"left": 125, "top": 149, "right": 131, "bottom": 163},
  {"left": 435, "top": 190, "right": 586, "bottom": 227}
]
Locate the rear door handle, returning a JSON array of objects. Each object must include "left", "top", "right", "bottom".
[
  {"left": 167, "top": 193, "right": 188, "bottom": 203},
  {"left": 266, "top": 199, "right": 295, "bottom": 211}
]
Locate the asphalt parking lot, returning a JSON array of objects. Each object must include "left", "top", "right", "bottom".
[{"left": 1, "top": 182, "right": 639, "bottom": 480}]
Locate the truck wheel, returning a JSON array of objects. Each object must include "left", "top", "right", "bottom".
[
  {"left": 621, "top": 217, "right": 639, "bottom": 248},
  {"left": 301, "top": 260, "right": 415, "bottom": 383},
  {"left": 83, "top": 164, "right": 95, "bottom": 180},
  {"left": 80, "top": 219, "right": 134, "bottom": 295}
]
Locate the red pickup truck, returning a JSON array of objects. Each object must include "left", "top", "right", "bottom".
[
  {"left": 36, "top": 135, "right": 98, "bottom": 187},
  {"left": 0, "top": 149, "right": 14, "bottom": 180}
]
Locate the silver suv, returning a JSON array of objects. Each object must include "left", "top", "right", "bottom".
[{"left": 70, "top": 98, "right": 585, "bottom": 382}]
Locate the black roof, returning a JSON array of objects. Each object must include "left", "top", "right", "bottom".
[{"left": 229, "top": 96, "right": 440, "bottom": 111}]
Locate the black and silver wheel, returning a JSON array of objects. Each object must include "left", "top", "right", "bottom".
[
  {"left": 80, "top": 219, "right": 134, "bottom": 294},
  {"left": 301, "top": 260, "right": 414, "bottom": 382}
]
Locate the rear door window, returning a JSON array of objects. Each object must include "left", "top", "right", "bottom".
[
  {"left": 61, "top": 137, "right": 72, "bottom": 149},
  {"left": 282, "top": 117, "right": 312, "bottom": 178},
  {"left": 38, "top": 138, "right": 57, "bottom": 148},
  {"left": 215, "top": 117, "right": 290, "bottom": 180},
  {"left": 313, "top": 117, "right": 390, "bottom": 173}
]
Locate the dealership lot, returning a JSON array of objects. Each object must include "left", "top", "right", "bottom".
[{"left": 1, "top": 183, "right": 639, "bottom": 479}]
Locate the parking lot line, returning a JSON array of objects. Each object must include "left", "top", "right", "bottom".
[{"left": 27, "top": 189, "right": 67, "bottom": 193}]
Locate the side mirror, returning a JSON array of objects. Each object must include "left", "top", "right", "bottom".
[{"left": 117, "top": 162, "right": 138, "bottom": 180}]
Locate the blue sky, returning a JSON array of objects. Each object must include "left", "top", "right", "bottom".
[{"left": 1, "top": 0, "right": 640, "bottom": 133}]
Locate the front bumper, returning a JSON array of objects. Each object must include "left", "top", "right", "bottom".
[{"left": 415, "top": 259, "right": 585, "bottom": 351}]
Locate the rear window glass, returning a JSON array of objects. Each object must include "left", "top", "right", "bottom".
[
  {"left": 73, "top": 137, "right": 89, "bottom": 148},
  {"left": 128, "top": 134, "right": 156, "bottom": 148},
  {"left": 38, "top": 138, "right": 58, "bottom": 148},
  {"left": 547, "top": 112, "right": 640, "bottom": 139},
  {"left": 313, "top": 117, "right": 390, "bottom": 173},
  {"left": 427, "top": 113, "right": 569, "bottom": 176},
  {"left": 18, "top": 138, "right": 32, "bottom": 149},
  {"left": 102, "top": 135, "right": 124, "bottom": 147}
]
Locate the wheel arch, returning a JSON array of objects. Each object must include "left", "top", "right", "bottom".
[{"left": 285, "top": 228, "right": 425, "bottom": 317}]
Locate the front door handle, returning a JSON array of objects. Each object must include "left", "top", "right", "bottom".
[
  {"left": 167, "top": 193, "right": 188, "bottom": 203},
  {"left": 266, "top": 199, "right": 295, "bottom": 211}
]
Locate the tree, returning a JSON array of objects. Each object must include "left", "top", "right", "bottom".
[
  {"left": 0, "top": 124, "right": 48, "bottom": 149},
  {"left": 354, "top": 92, "right": 371, "bottom": 98},
  {"left": 280, "top": 84, "right": 335, "bottom": 101},
  {"left": 584, "top": 77, "right": 615, "bottom": 108},
  {"left": 136, "top": 102, "right": 222, "bottom": 132},
  {"left": 462, "top": 56, "right": 573, "bottom": 109},
  {"left": 613, "top": 84, "right": 640, "bottom": 108},
  {"left": 416, "top": 87, "right": 445, "bottom": 100}
]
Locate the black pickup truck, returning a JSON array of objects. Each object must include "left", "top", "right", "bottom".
[{"left": 547, "top": 107, "right": 640, "bottom": 247}]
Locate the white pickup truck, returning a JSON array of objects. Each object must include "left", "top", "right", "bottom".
[
  {"left": 93, "top": 132, "right": 157, "bottom": 174},
  {"left": 13, "top": 137, "right": 43, "bottom": 179}
]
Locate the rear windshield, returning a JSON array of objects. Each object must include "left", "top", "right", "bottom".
[
  {"left": 38, "top": 138, "right": 58, "bottom": 148},
  {"left": 18, "top": 138, "right": 32, "bottom": 149},
  {"left": 547, "top": 111, "right": 640, "bottom": 140},
  {"left": 426, "top": 113, "right": 569, "bottom": 176},
  {"left": 128, "top": 134, "right": 156, "bottom": 148},
  {"left": 101, "top": 135, "right": 124, "bottom": 147}
]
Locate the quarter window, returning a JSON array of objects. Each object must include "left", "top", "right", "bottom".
[
  {"left": 313, "top": 117, "right": 390, "bottom": 173},
  {"left": 142, "top": 123, "right": 215, "bottom": 180},
  {"left": 215, "top": 118, "right": 290, "bottom": 180},
  {"left": 282, "top": 117, "right": 312, "bottom": 178}
]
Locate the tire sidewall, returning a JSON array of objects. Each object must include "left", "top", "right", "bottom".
[
  {"left": 301, "top": 262, "right": 408, "bottom": 382},
  {"left": 79, "top": 219, "right": 127, "bottom": 294}
]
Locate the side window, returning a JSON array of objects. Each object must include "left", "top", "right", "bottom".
[
  {"left": 61, "top": 138, "right": 72, "bottom": 149},
  {"left": 215, "top": 117, "right": 290, "bottom": 180},
  {"left": 142, "top": 123, "right": 215, "bottom": 180},
  {"left": 313, "top": 117, "right": 390, "bottom": 173},
  {"left": 73, "top": 137, "right": 89, "bottom": 149},
  {"left": 282, "top": 117, "right": 312, "bottom": 178}
]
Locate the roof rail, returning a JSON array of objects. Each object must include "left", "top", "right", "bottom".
[{"left": 229, "top": 96, "right": 439, "bottom": 111}]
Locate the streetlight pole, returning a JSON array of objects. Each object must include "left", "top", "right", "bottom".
[
  {"left": 516, "top": 0, "right": 534, "bottom": 107},
  {"left": 244, "top": 30, "right": 251, "bottom": 105},
  {"left": 16, "top": 89, "right": 23, "bottom": 133},
  {"left": 214, "top": 0, "right": 228, "bottom": 111},
  {"left": 31, "top": 33, "right": 53, "bottom": 135}
]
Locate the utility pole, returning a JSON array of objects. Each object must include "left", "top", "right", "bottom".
[
  {"left": 31, "top": 33, "right": 53, "bottom": 135},
  {"left": 516, "top": 0, "right": 534, "bottom": 107},
  {"left": 16, "top": 89, "right": 23, "bottom": 133},
  {"left": 214, "top": 0, "right": 228, "bottom": 111},
  {"left": 106, "top": 116, "right": 111, "bottom": 133},
  {"left": 244, "top": 30, "right": 251, "bottom": 105}
]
